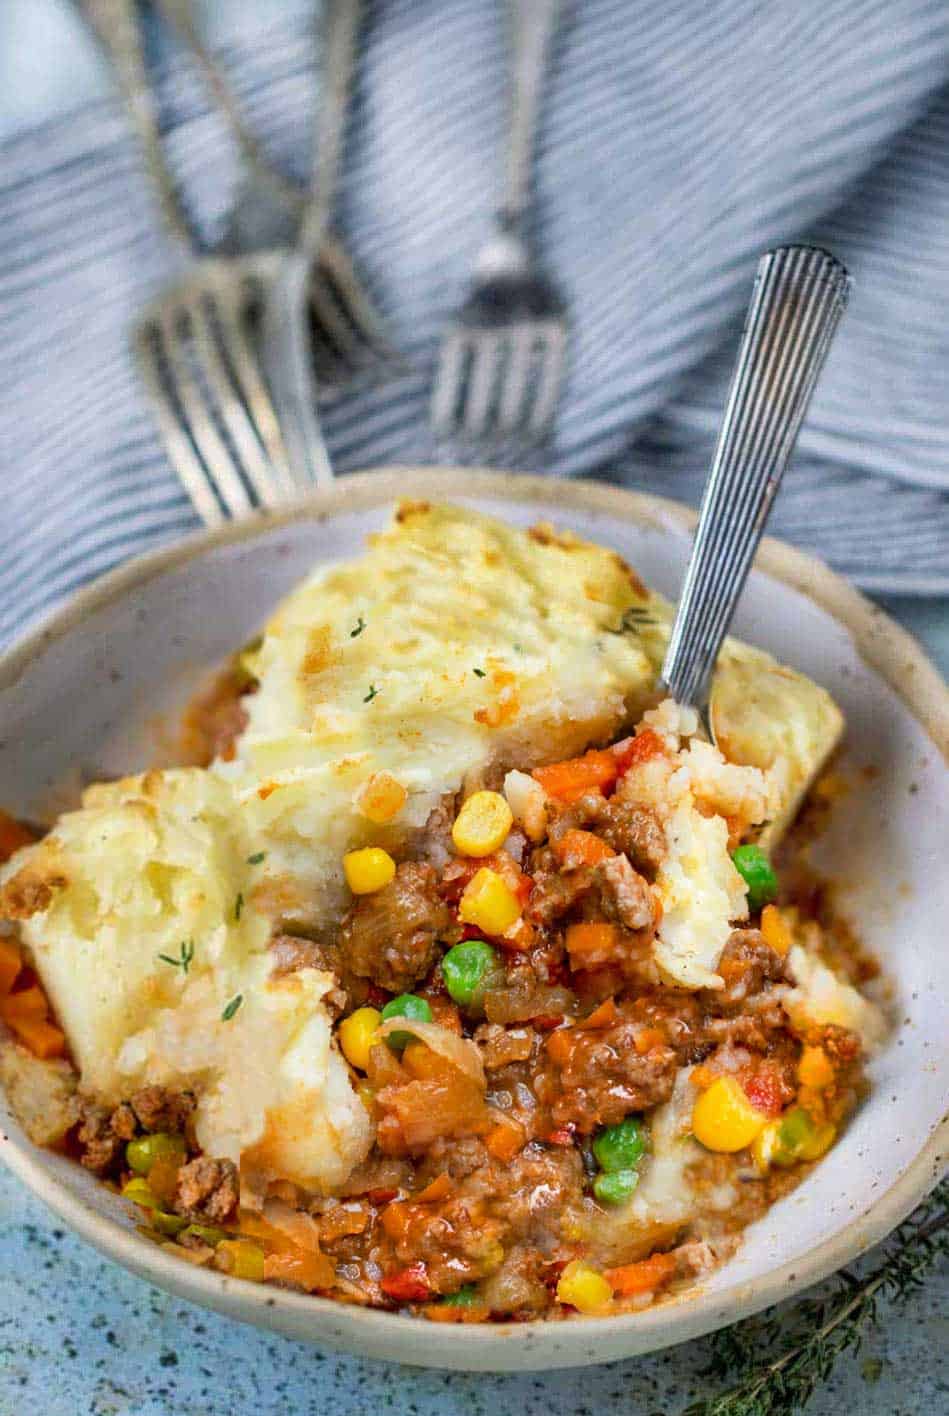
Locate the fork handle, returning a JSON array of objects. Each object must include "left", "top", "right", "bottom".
[
  {"left": 501, "top": 0, "right": 564, "bottom": 228},
  {"left": 154, "top": 0, "right": 303, "bottom": 217},
  {"left": 77, "top": 0, "right": 195, "bottom": 254},
  {"left": 660, "top": 245, "right": 851, "bottom": 711},
  {"left": 299, "top": 0, "right": 364, "bottom": 256}
]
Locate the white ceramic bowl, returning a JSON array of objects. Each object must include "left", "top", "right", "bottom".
[{"left": 0, "top": 470, "right": 946, "bottom": 1372}]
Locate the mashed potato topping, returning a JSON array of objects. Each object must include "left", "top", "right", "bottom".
[{"left": 0, "top": 770, "right": 370, "bottom": 1191}]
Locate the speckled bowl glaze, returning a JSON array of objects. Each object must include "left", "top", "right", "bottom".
[{"left": 0, "top": 470, "right": 946, "bottom": 1371}]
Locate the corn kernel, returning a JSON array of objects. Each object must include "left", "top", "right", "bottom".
[
  {"left": 339, "top": 1006, "right": 383, "bottom": 1072},
  {"left": 798, "top": 1045, "right": 834, "bottom": 1089},
  {"left": 343, "top": 847, "right": 396, "bottom": 895},
  {"left": 556, "top": 1259, "right": 613, "bottom": 1315},
  {"left": 750, "top": 1121, "right": 781, "bottom": 1174},
  {"left": 760, "top": 904, "right": 792, "bottom": 957},
  {"left": 215, "top": 1239, "right": 265, "bottom": 1282},
  {"left": 356, "top": 772, "right": 407, "bottom": 824},
  {"left": 451, "top": 790, "right": 514, "bottom": 858},
  {"left": 458, "top": 867, "right": 521, "bottom": 936},
  {"left": 691, "top": 1076, "right": 767, "bottom": 1153}
]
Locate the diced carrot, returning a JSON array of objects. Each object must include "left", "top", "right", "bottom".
[
  {"left": 0, "top": 810, "right": 36, "bottom": 864},
  {"left": 532, "top": 750, "right": 619, "bottom": 804},
  {"left": 414, "top": 1173, "right": 452, "bottom": 1205},
  {"left": 633, "top": 1026, "right": 665, "bottom": 1055},
  {"left": 612, "top": 728, "right": 664, "bottom": 774},
  {"left": 583, "top": 997, "right": 618, "bottom": 1030},
  {"left": 565, "top": 921, "right": 620, "bottom": 969},
  {"left": 0, "top": 984, "right": 48, "bottom": 1022},
  {"left": 485, "top": 1118, "right": 526, "bottom": 1163},
  {"left": 551, "top": 829, "right": 615, "bottom": 869},
  {"left": 0, "top": 939, "right": 22, "bottom": 997},
  {"left": 6, "top": 1016, "right": 65, "bottom": 1059},
  {"left": 263, "top": 1246, "right": 334, "bottom": 1292},
  {"left": 423, "top": 1300, "right": 490, "bottom": 1324},
  {"left": 606, "top": 1251, "right": 676, "bottom": 1296},
  {"left": 545, "top": 1028, "right": 575, "bottom": 1066},
  {"left": 380, "top": 1201, "right": 413, "bottom": 1241},
  {"left": 743, "top": 1070, "right": 785, "bottom": 1119}
]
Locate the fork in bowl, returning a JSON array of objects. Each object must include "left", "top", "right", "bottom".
[
  {"left": 157, "top": 0, "right": 400, "bottom": 403},
  {"left": 81, "top": 0, "right": 318, "bottom": 525},
  {"left": 431, "top": 0, "right": 568, "bottom": 444}
]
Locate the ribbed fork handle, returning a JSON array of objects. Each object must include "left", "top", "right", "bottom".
[
  {"left": 660, "top": 246, "right": 851, "bottom": 711},
  {"left": 77, "top": 0, "right": 195, "bottom": 255},
  {"left": 501, "top": 0, "right": 564, "bottom": 228}
]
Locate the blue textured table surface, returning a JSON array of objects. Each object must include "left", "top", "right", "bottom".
[{"left": 1, "top": 4, "right": 946, "bottom": 1413}]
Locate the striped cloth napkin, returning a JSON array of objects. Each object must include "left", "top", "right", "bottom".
[{"left": 1, "top": 0, "right": 948, "bottom": 647}]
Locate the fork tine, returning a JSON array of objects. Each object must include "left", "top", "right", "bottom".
[
  {"left": 430, "top": 330, "right": 470, "bottom": 435},
  {"left": 213, "top": 276, "right": 300, "bottom": 501},
  {"left": 463, "top": 335, "right": 504, "bottom": 438},
  {"left": 153, "top": 303, "right": 255, "bottom": 520},
  {"left": 134, "top": 319, "right": 226, "bottom": 528},
  {"left": 318, "top": 241, "right": 398, "bottom": 357},
  {"left": 496, "top": 329, "right": 537, "bottom": 436},
  {"left": 527, "top": 323, "right": 568, "bottom": 437},
  {"left": 185, "top": 289, "right": 292, "bottom": 509},
  {"left": 309, "top": 273, "right": 371, "bottom": 374}
]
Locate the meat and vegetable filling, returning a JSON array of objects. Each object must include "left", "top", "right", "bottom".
[
  {"left": 0, "top": 689, "right": 877, "bottom": 1323},
  {"left": 0, "top": 506, "right": 884, "bottom": 1323}
]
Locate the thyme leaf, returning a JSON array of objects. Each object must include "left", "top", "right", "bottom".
[
  {"left": 680, "top": 1179, "right": 949, "bottom": 1416},
  {"left": 234, "top": 892, "right": 244, "bottom": 921},
  {"left": 350, "top": 616, "right": 366, "bottom": 638},
  {"left": 246, "top": 852, "right": 266, "bottom": 865},
  {"left": 363, "top": 684, "right": 379, "bottom": 703},
  {"left": 473, "top": 667, "right": 487, "bottom": 678},
  {"left": 157, "top": 939, "right": 194, "bottom": 974},
  {"left": 221, "top": 994, "right": 243, "bottom": 1022}
]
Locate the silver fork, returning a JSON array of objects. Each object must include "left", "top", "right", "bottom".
[
  {"left": 660, "top": 245, "right": 851, "bottom": 723},
  {"left": 81, "top": 0, "right": 311, "bottom": 524},
  {"left": 431, "top": 0, "right": 568, "bottom": 443},
  {"left": 159, "top": 0, "right": 400, "bottom": 402},
  {"left": 261, "top": 0, "right": 392, "bottom": 483}
]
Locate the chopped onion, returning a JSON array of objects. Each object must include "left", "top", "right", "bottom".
[
  {"left": 374, "top": 1018, "right": 485, "bottom": 1087},
  {"left": 263, "top": 1199, "right": 323, "bottom": 1253},
  {"left": 484, "top": 977, "right": 576, "bottom": 1026}
]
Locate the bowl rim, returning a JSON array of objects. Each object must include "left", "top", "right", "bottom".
[{"left": 0, "top": 466, "right": 946, "bottom": 1369}]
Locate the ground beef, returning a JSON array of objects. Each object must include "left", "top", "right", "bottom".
[
  {"left": 526, "top": 857, "right": 595, "bottom": 926},
  {"left": 179, "top": 666, "right": 250, "bottom": 766},
  {"left": 716, "top": 929, "right": 787, "bottom": 1007},
  {"left": 340, "top": 861, "right": 451, "bottom": 993},
  {"left": 128, "top": 1085, "right": 195, "bottom": 1135},
  {"left": 549, "top": 794, "right": 666, "bottom": 875},
  {"left": 174, "top": 1156, "right": 239, "bottom": 1224},
  {"left": 537, "top": 1022, "right": 679, "bottom": 1131},
  {"left": 76, "top": 1105, "right": 125, "bottom": 1175},
  {"left": 268, "top": 934, "right": 359, "bottom": 1014},
  {"left": 594, "top": 855, "right": 658, "bottom": 933}
]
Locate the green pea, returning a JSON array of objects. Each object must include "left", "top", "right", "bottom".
[
  {"left": 593, "top": 1169, "right": 640, "bottom": 1205},
  {"left": 125, "top": 1131, "right": 186, "bottom": 1176},
  {"left": 182, "top": 1223, "right": 228, "bottom": 1247},
  {"left": 772, "top": 1106, "right": 817, "bottom": 1166},
  {"left": 440, "top": 1284, "right": 482, "bottom": 1307},
  {"left": 121, "top": 1177, "right": 160, "bottom": 1209},
  {"left": 731, "top": 844, "right": 778, "bottom": 913},
  {"left": 442, "top": 940, "right": 497, "bottom": 1007},
  {"left": 380, "top": 993, "right": 433, "bottom": 1049},
  {"left": 592, "top": 1118, "right": 647, "bottom": 1174},
  {"left": 151, "top": 1211, "right": 187, "bottom": 1237}
]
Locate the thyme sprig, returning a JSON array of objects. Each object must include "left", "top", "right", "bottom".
[
  {"left": 157, "top": 939, "right": 194, "bottom": 974},
  {"left": 682, "top": 1179, "right": 949, "bottom": 1416}
]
